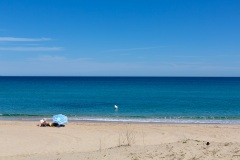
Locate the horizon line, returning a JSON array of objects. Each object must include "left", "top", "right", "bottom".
[{"left": 0, "top": 76, "right": 240, "bottom": 78}]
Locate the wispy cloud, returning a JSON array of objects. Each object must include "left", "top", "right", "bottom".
[
  {"left": 0, "top": 47, "right": 62, "bottom": 51},
  {"left": 173, "top": 54, "right": 240, "bottom": 58},
  {"left": 105, "top": 46, "right": 164, "bottom": 52},
  {"left": 28, "top": 55, "right": 90, "bottom": 62},
  {"left": 173, "top": 55, "right": 205, "bottom": 58},
  {"left": 0, "top": 36, "right": 63, "bottom": 52},
  {"left": 0, "top": 37, "right": 52, "bottom": 42}
]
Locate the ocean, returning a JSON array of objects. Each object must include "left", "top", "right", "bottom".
[{"left": 0, "top": 77, "right": 240, "bottom": 124}]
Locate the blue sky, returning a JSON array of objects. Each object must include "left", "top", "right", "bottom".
[{"left": 0, "top": 0, "right": 240, "bottom": 76}]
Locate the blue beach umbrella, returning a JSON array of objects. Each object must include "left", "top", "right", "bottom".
[{"left": 53, "top": 114, "right": 68, "bottom": 125}]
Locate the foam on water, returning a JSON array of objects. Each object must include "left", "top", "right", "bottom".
[
  {"left": 68, "top": 116, "right": 240, "bottom": 124},
  {"left": 1, "top": 114, "right": 240, "bottom": 124}
]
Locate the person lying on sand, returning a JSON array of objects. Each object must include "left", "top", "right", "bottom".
[
  {"left": 38, "top": 118, "right": 50, "bottom": 127},
  {"left": 37, "top": 119, "right": 65, "bottom": 127},
  {"left": 50, "top": 122, "right": 65, "bottom": 127}
]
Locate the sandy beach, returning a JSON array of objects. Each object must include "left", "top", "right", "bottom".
[{"left": 1, "top": 121, "right": 240, "bottom": 160}]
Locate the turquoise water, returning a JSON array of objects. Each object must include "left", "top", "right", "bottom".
[{"left": 1, "top": 77, "right": 240, "bottom": 123}]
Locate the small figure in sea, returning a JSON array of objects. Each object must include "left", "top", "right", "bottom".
[
  {"left": 114, "top": 105, "right": 118, "bottom": 110},
  {"left": 206, "top": 142, "right": 210, "bottom": 145}
]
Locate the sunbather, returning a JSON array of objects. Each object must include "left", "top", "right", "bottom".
[
  {"left": 38, "top": 119, "right": 65, "bottom": 127},
  {"left": 38, "top": 118, "right": 50, "bottom": 127}
]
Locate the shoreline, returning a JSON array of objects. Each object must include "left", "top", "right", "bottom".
[
  {"left": 1, "top": 117, "right": 240, "bottom": 124},
  {"left": 2, "top": 120, "right": 240, "bottom": 127},
  {"left": 2, "top": 119, "right": 240, "bottom": 125}
]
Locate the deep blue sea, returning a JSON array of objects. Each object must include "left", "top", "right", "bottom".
[{"left": 1, "top": 77, "right": 240, "bottom": 124}]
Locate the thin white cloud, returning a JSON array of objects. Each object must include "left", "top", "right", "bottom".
[
  {"left": 0, "top": 47, "right": 62, "bottom": 51},
  {"left": 105, "top": 46, "right": 164, "bottom": 52},
  {"left": 173, "top": 55, "right": 205, "bottom": 58},
  {"left": 174, "top": 54, "right": 240, "bottom": 58},
  {"left": 0, "top": 37, "right": 52, "bottom": 42},
  {"left": 28, "top": 55, "right": 90, "bottom": 62}
]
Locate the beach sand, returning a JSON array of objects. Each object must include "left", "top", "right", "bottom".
[{"left": 1, "top": 121, "right": 240, "bottom": 160}]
